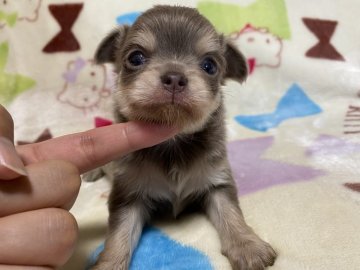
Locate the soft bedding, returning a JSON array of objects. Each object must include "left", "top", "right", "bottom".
[{"left": 1, "top": 1, "right": 360, "bottom": 269}]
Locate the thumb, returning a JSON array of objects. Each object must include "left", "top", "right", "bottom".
[{"left": 0, "top": 105, "right": 27, "bottom": 180}]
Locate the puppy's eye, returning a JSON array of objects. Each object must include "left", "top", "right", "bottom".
[
  {"left": 128, "top": 51, "right": 146, "bottom": 67},
  {"left": 201, "top": 58, "right": 217, "bottom": 75}
]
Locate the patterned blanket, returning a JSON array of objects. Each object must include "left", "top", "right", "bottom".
[{"left": 1, "top": 1, "right": 360, "bottom": 269}]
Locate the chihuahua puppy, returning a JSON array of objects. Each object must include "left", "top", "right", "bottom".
[{"left": 90, "top": 5, "right": 276, "bottom": 270}]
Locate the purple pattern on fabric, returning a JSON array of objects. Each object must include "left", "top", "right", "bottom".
[
  {"left": 227, "top": 136, "right": 325, "bottom": 196},
  {"left": 62, "top": 57, "right": 86, "bottom": 83},
  {"left": 306, "top": 134, "right": 360, "bottom": 156}
]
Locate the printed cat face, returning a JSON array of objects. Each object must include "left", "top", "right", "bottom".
[
  {"left": 0, "top": 0, "right": 42, "bottom": 28},
  {"left": 58, "top": 59, "right": 110, "bottom": 111},
  {"left": 230, "top": 25, "right": 282, "bottom": 68}
]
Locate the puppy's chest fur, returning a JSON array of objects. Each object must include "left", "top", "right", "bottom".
[{"left": 111, "top": 108, "right": 228, "bottom": 216}]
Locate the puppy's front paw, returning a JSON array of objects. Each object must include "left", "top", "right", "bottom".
[{"left": 223, "top": 236, "right": 277, "bottom": 270}]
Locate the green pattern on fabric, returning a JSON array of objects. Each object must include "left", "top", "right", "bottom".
[
  {"left": 198, "top": 0, "right": 291, "bottom": 39},
  {"left": 0, "top": 11, "right": 18, "bottom": 27},
  {"left": 0, "top": 42, "right": 36, "bottom": 104}
]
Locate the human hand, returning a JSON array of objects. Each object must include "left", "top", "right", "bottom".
[{"left": 0, "top": 105, "right": 176, "bottom": 269}]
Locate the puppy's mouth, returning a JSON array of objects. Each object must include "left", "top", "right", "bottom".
[
  {"left": 128, "top": 99, "right": 202, "bottom": 128},
  {"left": 118, "top": 79, "right": 218, "bottom": 131},
  {"left": 153, "top": 90, "right": 189, "bottom": 106}
]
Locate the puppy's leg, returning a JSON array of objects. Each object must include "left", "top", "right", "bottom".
[
  {"left": 205, "top": 185, "right": 277, "bottom": 270},
  {"left": 92, "top": 202, "right": 147, "bottom": 270}
]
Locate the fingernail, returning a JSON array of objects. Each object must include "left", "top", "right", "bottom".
[{"left": 0, "top": 137, "right": 27, "bottom": 177}]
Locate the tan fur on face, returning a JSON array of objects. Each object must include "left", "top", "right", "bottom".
[
  {"left": 127, "top": 30, "right": 156, "bottom": 53},
  {"left": 115, "top": 58, "right": 221, "bottom": 133},
  {"left": 110, "top": 9, "right": 226, "bottom": 134},
  {"left": 196, "top": 34, "right": 223, "bottom": 56}
]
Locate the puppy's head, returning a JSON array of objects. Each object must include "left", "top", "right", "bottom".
[{"left": 96, "top": 5, "right": 247, "bottom": 132}]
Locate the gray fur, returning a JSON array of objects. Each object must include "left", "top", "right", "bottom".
[{"left": 90, "top": 5, "right": 276, "bottom": 270}]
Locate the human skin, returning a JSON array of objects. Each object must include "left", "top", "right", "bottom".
[{"left": 0, "top": 105, "right": 176, "bottom": 269}]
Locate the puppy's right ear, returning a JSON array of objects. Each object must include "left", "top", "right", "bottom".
[
  {"left": 224, "top": 40, "right": 248, "bottom": 83},
  {"left": 95, "top": 26, "right": 129, "bottom": 64}
]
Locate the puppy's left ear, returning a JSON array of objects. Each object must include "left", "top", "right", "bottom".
[
  {"left": 95, "top": 25, "right": 130, "bottom": 64},
  {"left": 224, "top": 40, "right": 248, "bottom": 83}
]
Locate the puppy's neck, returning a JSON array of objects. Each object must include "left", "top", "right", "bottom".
[
  {"left": 115, "top": 103, "right": 226, "bottom": 170},
  {"left": 114, "top": 105, "right": 225, "bottom": 139}
]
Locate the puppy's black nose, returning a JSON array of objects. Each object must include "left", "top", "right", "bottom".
[{"left": 161, "top": 72, "right": 188, "bottom": 93}]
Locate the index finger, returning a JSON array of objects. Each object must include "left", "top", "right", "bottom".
[{"left": 17, "top": 122, "right": 176, "bottom": 174}]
